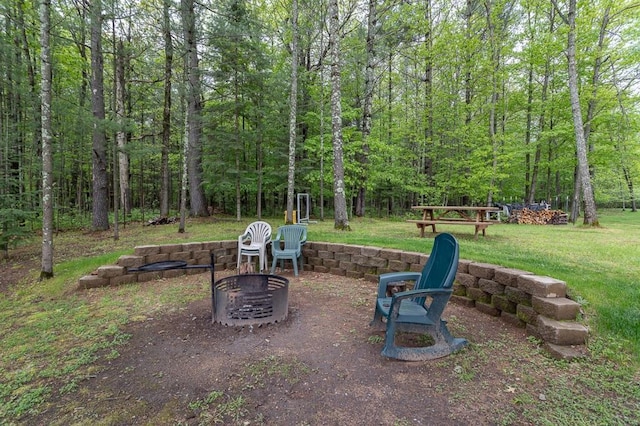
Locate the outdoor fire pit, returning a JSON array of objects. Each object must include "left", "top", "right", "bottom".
[{"left": 212, "top": 273, "right": 289, "bottom": 326}]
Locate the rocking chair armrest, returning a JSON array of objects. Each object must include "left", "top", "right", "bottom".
[
  {"left": 390, "top": 287, "right": 452, "bottom": 304},
  {"left": 376, "top": 272, "right": 422, "bottom": 297},
  {"left": 386, "top": 287, "right": 452, "bottom": 319}
]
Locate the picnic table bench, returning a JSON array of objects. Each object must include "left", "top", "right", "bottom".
[{"left": 409, "top": 206, "right": 500, "bottom": 238}]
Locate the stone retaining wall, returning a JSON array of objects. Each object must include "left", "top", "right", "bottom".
[{"left": 78, "top": 240, "right": 587, "bottom": 360}]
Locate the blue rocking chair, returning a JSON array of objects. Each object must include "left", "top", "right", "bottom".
[{"left": 370, "top": 233, "right": 467, "bottom": 361}]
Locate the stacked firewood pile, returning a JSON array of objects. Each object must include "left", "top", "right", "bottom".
[
  {"left": 146, "top": 216, "right": 179, "bottom": 226},
  {"left": 508, "top": 208, "right": 568, "bottom": 225}
]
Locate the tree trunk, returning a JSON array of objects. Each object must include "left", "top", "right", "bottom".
[
  {"left": 623, "top": 167, "right": 637, "bottom": 212},
  {"left": 181, "top": 0, "right": 209, "bottom": 217},
  {"left": 160, "top": 0, "right": 173, "bottom": 218},
  {"left": 234, "top": 67, "right": 241, "bottom": 221},
  {"left": 355, "top": 0, "right": 377, "bottom": 217},
  {"left": 90, "top": 0, "right": 110, "bottom": 231},
  {"left": 70, "top": 2, "right": 89, "bottom": 215},
  {"left": 565, "top": 0, "right": 598, "bottom": 225},
  {"left": 583, "top": 6, "right": 610, "bottom": 184},
  {"left": 286, "top": 0, "right": 299, "bottom": 224},
  {"left": 179, "top": 100, "right": 189, "bottom": 233},
  {"left": 529, "top": 24, "right": 553, "bottom": 206},
  {"left": 40, "top": 0, "right": 53, "bottom": 279},
  {"left": 484, "top": 1, "right": 499, "bottom": 208},
  {"left": 329, "top": 0, "right": 349, "bottom": 230},
  {"left": 115, "top": 40, "right": 130, "bottom": 218},
  {"left": 256, "top": 126, "right": 264, "bottom": 219},
  {"left": 524, "top": 65, "right": 533, "bottom": 202},
  {"left": 422, "top": 0, "right": 434, "bottom": 204},
  {"left": 18, "top": 0, "right": 42, "bottom": 163},
  {"left": 612, "top": 62, "right": 637, "bottom": 213},
  {"left": 319, "top": 60, "right": 326, "bottom": 221}
]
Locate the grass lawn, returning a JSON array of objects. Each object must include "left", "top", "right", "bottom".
[
  {"left": 30, "top": 208, "right": 640, "bottom": 359},
  {"left": 1, "top": 208, "right": 638, "bottom": 424},
  {"left": 309, "top": 209, "right": 640, "bottom": 359}
]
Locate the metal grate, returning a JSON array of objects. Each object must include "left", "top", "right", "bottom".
[{"left": 212, "top": 274, "right": 289, "bottom": 326}]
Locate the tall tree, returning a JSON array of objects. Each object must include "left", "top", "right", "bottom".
[
  {"left": 181, "top": 0, "right": 209, "bottom": 217},
  {"left": 328, "top": 0, "right": 349, "bottom": 230},
  {"left": 286, "top": 0, "right": 299, "bottom": 224},
  {"left": 354, "top": 0, "right": 377, "bottom": 217},
  {"left": 484, "top": 0, "right": 500, "bottom": 208},
  {"left": 67, "top": 0, "right": 90, "bottom": 215},
  {"left": 18, "top": 0, "right": 42, "bottom": 169},
  {"left": 90, "top": 0, "right": 110, "bottom": 230},
  {"left": 612, "top": 63, "right": 638, "bottom": 212},
  {"left": 421, "top": 0, "right": 435, "bottom": 204},
  {"left": 179, "top": 101, "right": 189, "bottom": 233},
  {"left": 553, "top": 0, "right": 598, "bottom": 225},
  {"left": 40, "top": 0, "right": 53, "bottom": 279},
  {"left": 115, "top": 39, "right": 130, "bottom": 218},
  {"left": 524, "top": 3, "right": 555, "bottom": 205},
  {"left": 160, "top": 0, "right": 173, "bottom": 218}
]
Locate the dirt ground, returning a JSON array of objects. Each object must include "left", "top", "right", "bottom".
[
  {"left": 1, "top": 236, "right": 557, "bottom": 426},
  {"left": 15, "top": 268, "right": 551, "bottom": 426}
]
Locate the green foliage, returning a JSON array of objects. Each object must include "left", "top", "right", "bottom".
[
  {"left": 4, "top": 0, "right": 640, "bottom": 222},
  {"left": 0, "top": 203, "right": 36, "bottom": 254}
]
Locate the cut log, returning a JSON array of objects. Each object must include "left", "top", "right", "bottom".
[{"left": 508, "top": 208, "right": 568, "bottom": 225}]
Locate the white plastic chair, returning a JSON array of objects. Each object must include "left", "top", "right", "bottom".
[{"left": 237, "top": 221, "right": 272, "bottom": 272}]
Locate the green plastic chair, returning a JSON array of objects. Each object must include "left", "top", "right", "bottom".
[
  {"left": 370, "top": 233, "right": 467, "bottom": 361},
  {"left": 270, "top": 225, "right": 306, "bottom": 276}
]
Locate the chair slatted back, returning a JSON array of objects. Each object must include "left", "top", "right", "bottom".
[
  {"left": 278, "top": 225, "right": 306, "bottom": 250},
  {"left": 414, "top": 233, "right": 459, "bottom": 306},
  {"left": 246, "top": 221, "right": 272, "bottom": 244}
]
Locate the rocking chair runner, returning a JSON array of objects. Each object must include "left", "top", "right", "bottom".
[{"left": 371, "top": 233, "right": 467, "bottom": 361}]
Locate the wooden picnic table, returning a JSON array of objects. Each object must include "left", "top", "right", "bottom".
[{"left": 408, "top": 205, "right": 500, "bottom": 238}]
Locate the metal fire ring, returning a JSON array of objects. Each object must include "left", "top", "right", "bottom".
[{"left": 212, "top": 273, "right": 289, "bottom": 326}]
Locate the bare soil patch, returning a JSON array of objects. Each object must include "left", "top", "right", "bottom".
[{"left": 20, "top": 267, "right": 548, "bottom": 426}]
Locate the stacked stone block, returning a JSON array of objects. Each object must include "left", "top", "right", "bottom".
[
  {"left": 78, "top": 239, "right": 587, "bottom": 359},
  {"left": 303, "top": 243, "right": 586, "bottom": 359},
  {"left": 77, "top": 241, "right": 236, "bottom": 290}
]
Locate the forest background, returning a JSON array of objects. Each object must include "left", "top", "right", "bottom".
[{"left": 1, "top": 0, "right": 639, "bottom": 268}]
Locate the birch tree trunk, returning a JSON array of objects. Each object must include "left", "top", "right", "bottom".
[
  {"left": 179, "top": 102, "right": 189, "bottom": 233},
  {"left": 286, "top": 0, "right": 298, "bottom": 224},
  {"left": 565, "top": 0, "right": 598, "bottom": 225},
  {"left": 329, "top": 0, "right": 349, "bottom": 230},
  {"left": 90, "top": 0, "right": 110, "bottom": 230},
  {"left": 115, "top": 40, "right": 130, "bottom": 218},
  {"left": 40, "top": 0, "right": 53, "bottom": 279}
]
